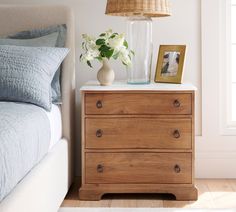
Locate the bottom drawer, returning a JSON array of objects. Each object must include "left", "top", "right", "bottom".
[{"left": 85, "top": 153, "right": 192, "bottom": 184}]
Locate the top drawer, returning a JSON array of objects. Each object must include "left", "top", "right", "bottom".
[{"left": 85, "top": 93, "right": 192, "bottom": 115}]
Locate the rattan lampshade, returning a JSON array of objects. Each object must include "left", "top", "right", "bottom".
[{"left": 105, "top": 0, "right": 171, "bottom": 17}]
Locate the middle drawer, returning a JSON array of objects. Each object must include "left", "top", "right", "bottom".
[{"left": 85, "top": 118, "right": 192, "bottom": 149}]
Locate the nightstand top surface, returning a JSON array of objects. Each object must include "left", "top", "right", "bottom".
[{"left": 80, "top": 81, "right": 197, "bottom": 91}]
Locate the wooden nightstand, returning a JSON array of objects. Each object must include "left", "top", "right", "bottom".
[{"left": 79, "top": 81, "right": 198, "bottom": 201}]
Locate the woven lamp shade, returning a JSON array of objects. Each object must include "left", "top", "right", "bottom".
[{"left": 105, "top": 0, "right": 171, "bottom": 17}]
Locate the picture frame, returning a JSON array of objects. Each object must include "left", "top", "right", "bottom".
[{"left": 154, "top": 45, "right": 186, "bottom": 84}]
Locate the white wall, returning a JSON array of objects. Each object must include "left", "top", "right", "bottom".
[
  {"left": 197, "top": 0, "right": 236, "bottom": 178},
  {"left": 4, "top": 0, "right": 236, "bottom": 178}
]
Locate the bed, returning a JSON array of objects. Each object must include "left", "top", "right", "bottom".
[{"left": 0, "top": 5, "right": 75, "bottom": 212}]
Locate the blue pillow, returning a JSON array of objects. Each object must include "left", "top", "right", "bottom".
[
  {"left": 6, "top": 24, "right": 67, "bottom": 104},
  {"left": 0, "top": 45, "right": 69, "bottom": 111},
  {"left": 0, "top": 32, "right": 58, "bottom": 47}
]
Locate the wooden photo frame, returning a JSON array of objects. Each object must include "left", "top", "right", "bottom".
[{"left": 154, "top": 45, "right": 186, "bottom": 84}]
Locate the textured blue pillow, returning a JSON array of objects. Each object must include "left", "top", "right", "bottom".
[
  {"left": 6, "top": 24, "right": 67, "bottom": 104},
  {"left": 0, "top": 45, "right": 69, "bottom": 111},
  {"left": 0, "top": 32, "right": 58, "bottom": 47}
]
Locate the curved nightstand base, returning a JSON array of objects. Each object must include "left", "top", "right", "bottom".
[{"left": 79, "top": 184, "right": 198, "bottom": 201}]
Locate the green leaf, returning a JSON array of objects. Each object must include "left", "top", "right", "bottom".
[
  {"left": 109, "top": 33, "right": 119, "bottom": 39},
  {"left": 112, "top": 52, "right": 119, "bottom": 60},
  {"left": 110, "top": 34, "right": 116, "bottom": 39},
  {"left": 122, "top": 61, "right": 128, "bottom": 66},
  {"left": 104, "top": 49, "right": 114, "bottom": 59},
  {"left": 124, "top": 40, "right": 128, "bottom": 49},
  {"left": 99, "top": 33, "right": 106, "bottom": 37},
  {"left": 99, "top": 45, "right": 110, "bottom": 52},
  {"left": 131, "top": 50, "right": 135, "bottom": 55},
  {"left": 100, "top": 52, "right": 105, "bottom": 57},
  {"left": 87, "top": 61, "right": 92, "bottom": 68},
  {"left": 82, "top": 42, "right": 88, "bottom": 51},
  {"left": 95, "top": 56, "right": 103, "bottom": 62},
  {"left": 96, "top": 39, "right": 105, "bottom": 45},
  {"left": 98, "top": 45, "right": 113, "bottom": 58}
]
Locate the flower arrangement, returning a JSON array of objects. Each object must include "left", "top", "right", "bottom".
[{"left": 80, "top": 29, "right": 134, "bottom": 68}]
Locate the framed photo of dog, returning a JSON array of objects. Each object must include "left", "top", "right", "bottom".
[{"left": 155, "top": 45, "right": 186, "bottom": 84}]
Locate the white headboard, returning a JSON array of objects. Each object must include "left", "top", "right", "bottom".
[{"left": 0, "top": 5, "right": 76, "bottom": 147}]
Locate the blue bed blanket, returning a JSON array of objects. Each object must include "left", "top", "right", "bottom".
[{"left": 0, "top": 102, "right": 51, "bottom": 201}]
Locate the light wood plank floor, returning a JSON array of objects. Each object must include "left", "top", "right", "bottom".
[{"left": 61, "top": 179, "right": 236, "bottom": 208}]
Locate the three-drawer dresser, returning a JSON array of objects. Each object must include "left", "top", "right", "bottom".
[{"left": 79, "top": 81, "right": 198, "bottom": 201}]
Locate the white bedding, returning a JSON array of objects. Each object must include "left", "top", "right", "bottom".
[
  {"left": 0, "top": 102, "right": 65, "bottom": 207},
  {"left": 45, "top": 104, "right": 62, "bottom": 150},
  {"left": 0, "top": 139, "right": 69, "bottom": 212}
]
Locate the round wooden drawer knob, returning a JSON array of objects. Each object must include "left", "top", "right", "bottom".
[
  {"left": 174, "top": 164, "right": 181, "bottom": 173},
  {"left": 173, "top": 130, "right": 181, "bottom": 139},
  {"left": 96, "top": 100, "right": 103, "bottom": 109},
  {"left": 173, "top": 99, "right": 181, "bottom": 108},
  {"left": 96, "top": 129, "right": 103, "bottom": 138},
  {"left": 97, "top": 164, "right": 104, "bottom": 173}
]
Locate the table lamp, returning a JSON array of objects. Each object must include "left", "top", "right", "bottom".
[{"left": 105, "top": 0, "right": 171, "bottom": 84}]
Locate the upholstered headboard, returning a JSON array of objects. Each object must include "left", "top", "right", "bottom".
[{"left": 0, "top": 5, "right": 75, "bottom": 146}]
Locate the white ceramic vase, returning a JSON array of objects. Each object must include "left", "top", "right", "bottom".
[{"left": 97, "top": 58, "right": 115, "bottom": 86}]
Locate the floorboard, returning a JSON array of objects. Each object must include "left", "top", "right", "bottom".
[{"left": 61, "top": 179, "right": 236, "bottom": 208}]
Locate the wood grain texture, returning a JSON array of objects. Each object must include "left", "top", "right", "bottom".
[
  {"left": 205, "top": 179, "right": 236, "bottom": 208},
  {"left": 85, "top": 93, "right": 192, "bottom": 115},
  {"left": 85, "top": 149, "right": 192, "bottom": 153},
  {"left": 80, "top": 89, "right": 196, "bottom": 201},
  {"left": 63, "top": 179, "right": 236, "bottom": 208},
  {"left": 191, "top": 90, "right": 196, "bottom": 188},
  {"left": 81, "top": 92, "right": 86, "bottom": 185},
  {"left": 85, "top": 118, "right": 192, "bottom": 149},
  {"left": 85, "top": 153, "right": 192, "bottom": 184},
  {"left": 79, "top": 184, "right": 197, "bottom": 201}
]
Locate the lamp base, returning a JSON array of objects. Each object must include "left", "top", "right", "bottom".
[
  {"left": 126, "top": 16, "right": 153, "bottom": 85},
  {"left": 127, "top": 81, "right": 151, "bottom": 85}
]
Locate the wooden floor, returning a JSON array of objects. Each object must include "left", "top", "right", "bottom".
[{"left": 61, "top": 179, "right": 236, "bottom": 208}]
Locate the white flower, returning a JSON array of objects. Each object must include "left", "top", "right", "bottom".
[
  {"left": 119, "top": 46, "right": 132, "bottom": 66},
  {"left": 108, "top": 33, "right": 125, "bottom": 51},
  {"left": 82, "top": 53, "right": 93, "bottom": 62},
  {"left": 81, "top": 30, "right": 133, "bottom": 67},
  {"left": 88, "top": 42, "right": 99, "bottom": 54},
  {"left": 80, "top": 54, "right": 88, "bottom": 63},
  {"left": 81, "top": 33, "right": 100, "bottom": 62},
  {"left": 105, "top": 29, "right": 113, "bottom": 39},
  {"left": 82, "top": 35, "right": 97, "bottom": 50},
  {"left": 82, "top": 34, "right": 96, "bottom": 43},
  {"left": 82, "top": 48, "right": 100, "bottom": 62},
  {"left": 121, "top": 56, "right": 132, "bottom": 66},
  {"left": 89, "top": 48, "right": 100, "bottom": 58},
  {"left": 98, "top": 29, "right": 113, "bottom": 45}
]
